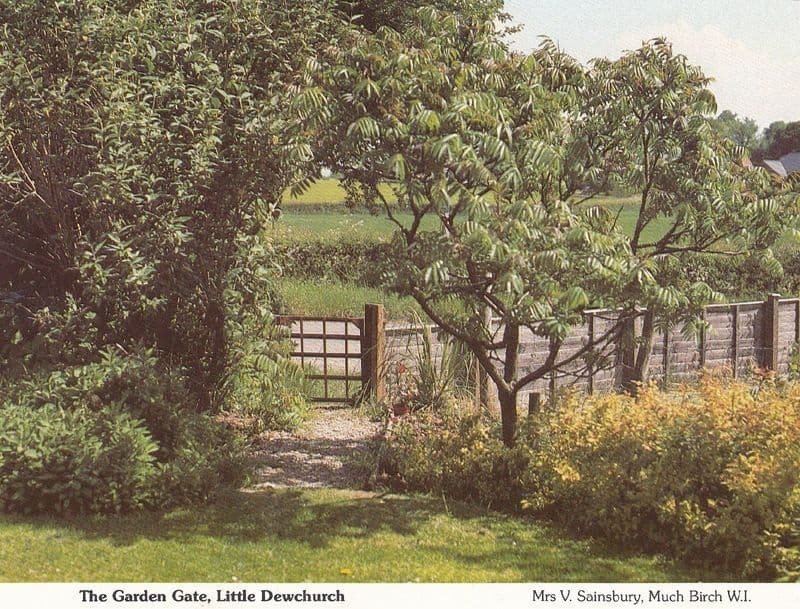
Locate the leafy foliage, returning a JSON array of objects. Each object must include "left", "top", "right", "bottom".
[
  {"left": 313, "top": 8, "right": 648, "bottom": 444},
  {"left": 0, "top": 346, "right": 250, "bottom": 513},
  {"left": 0, "top": 405, "right": 159, "bottom": 514},
  {"left": 583, "top": 39, "right": 798, "bottom": 384},
  {"left": 0, "top": 0, "right": 341, "bottom": 407},
  {"left": 0, "top": 1, "right": 341, "bottom": 510},
  {"left": 383, "top": 375, "right": 800, "bottom": 578},
  {"left": 755, "top": 120, "right": 800, "bottom": 161},
  {"left": 525, "top": 376, "right": 800, "bottom": 578},
  {"left": 711, "top": 110, "right": 759, "bottom": 151},
  {"left": 381, "top": 409, "right": 530, "bottom": 509}
]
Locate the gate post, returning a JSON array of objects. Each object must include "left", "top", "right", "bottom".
[
  {"left": 765, "top": 293, "right": 781, "bottom": 371},
  {"left": 361, "top": 303, "right": 386, "bottom": 402}
]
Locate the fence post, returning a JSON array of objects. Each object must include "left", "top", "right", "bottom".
[
  {"left": 765, "top": 293, "right": 781, "bottom": 371},
  {"left": 732, "top": 305, "right": 739, "bottom": 378},
  {"left": 587, "top": 312, "right": 595, "bottom": 394},
  {"left": 662, "top": 324, "right": 670, "bottom": 389},
  {"left": 362, "top": 303, "right": 386, "bottom": 402}
]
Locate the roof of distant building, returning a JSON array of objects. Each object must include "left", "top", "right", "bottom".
[{"left": 761, "top": 152, "right": 800, "bottom": 177}]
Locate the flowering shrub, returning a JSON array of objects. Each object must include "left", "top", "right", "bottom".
[
  {"left": 380, "top": 408, "right": 530, "bottom": 510},
  {"left": 525, "top": 375, "right": 800, "bottom": 578},
  {"left": 381, "top": 375, "right": 800, "bottom": 577}
]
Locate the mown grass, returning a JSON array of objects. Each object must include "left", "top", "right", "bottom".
[
  {"left": 272, "top": 197, "right": 668, "bottom": 245},
  {"left": 0, "top": 487, "right": 719, "bottom": 582},
  {"left": 278, "top": 278, "right": 421, "bottom": 320},
  {"left": 271, "top": 182, "right": 672, "bottom": 318},
  {"left": 282, "top": 179, "right": 397, "bottom": 205}
]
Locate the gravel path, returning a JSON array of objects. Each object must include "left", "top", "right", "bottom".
[{"left": 251, "top": 408, "right": 383, "bottom": 490}]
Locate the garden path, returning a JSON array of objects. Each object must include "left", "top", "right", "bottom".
[{"left": 251, "top": 407, "right": 382, "bottom": 489}]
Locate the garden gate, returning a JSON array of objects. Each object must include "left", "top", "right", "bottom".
[{"left": 276, "top": 304, "right": 386, "bottom": 404}]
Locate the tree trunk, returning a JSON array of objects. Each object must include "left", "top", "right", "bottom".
[
  {"left": 498, "top": 386, "right": 518, "bottom": 447},
  {"left": 629, "top": 309, "right": 656, "bottom": 393},
  {"left": 498, "top": 322, "right": 521, "bottom": 447},
  {"left": 479, "top": 364, "right": 496, "bottom": 412}
]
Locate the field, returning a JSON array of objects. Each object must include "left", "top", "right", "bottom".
[
  {"left": 0, "top": 488, "right": 718, "bottom": 582},
  {"left": 274, "top": 180, "right": 667, "bottom": 319}
]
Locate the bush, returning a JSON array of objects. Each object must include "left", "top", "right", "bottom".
[
  {"left": 524, "top": 376, "right": 800, "bottom": 578},
  {"left": 0, "top": 347, "right": 252, "bottom": 513},
  {"left": 2, "top": 346, "right": 193, "bottom": 459},
  {"left": 682, "top": 250, "right": 800, "bottom": 301},
  {"left": 271, "top": 237, "right": 390, "bottom": 287},
  {"left": 0, "top": 405, "right": 159, "bottom": 514},
  {"left": 380, "top": 376, "right": 800, "bottom": 577},
  {"left": 227, "top": 356, "right": 313, "bottom": 433},
  {"left": 155, "top": 414, "right": 251, "bottom": 507},
  {"left": 381, "top": 408, "right": 530, "bottom": 510}
]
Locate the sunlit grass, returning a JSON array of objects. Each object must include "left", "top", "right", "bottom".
[
  {"left": 0, "top": 487, "right": 720, "bottom": 582},
  {"left": 277, "top": 278, "right": 421, "bottom": 321},
  {"left": 282, "top": 179, "right": 397, "bottom": 205},
  {"left": 271, "top": 187, "right": 669, "bottom": 244}
]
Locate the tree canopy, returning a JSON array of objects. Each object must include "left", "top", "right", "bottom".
[
  {"left": 0, "top": 0, "right": 345, "bottom": 406},
  {"left": 312, "top": 8, "right": 654, "bottom": 444},
  {"left": 309, "top": 14, "right": 796, "bottom": 442},
  {"left": 711, "top": 110, "right": 759, "bottom": 151},
  {"left": 584, "top": 39, "right": 795, "bottom": 386}
]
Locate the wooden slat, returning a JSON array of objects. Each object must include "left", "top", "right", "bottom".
[
  {"left": 285, "top": 332, "right": 362, "bottom": 341},
  {"left": 277, "top": 315, "right": 364, "bottom": 326},
  {"left": 290, "top": 351, "right": 361, "bottom": 359},
  {"left": 305, "top": 373, "right": 362, "bottom": 382},
  {"left": 310, "top": 396, "right": 353, "bottom": 403}
]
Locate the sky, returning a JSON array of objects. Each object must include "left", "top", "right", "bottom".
[{"left": 504, "top": 0, "right": 800, "bottom": 132}]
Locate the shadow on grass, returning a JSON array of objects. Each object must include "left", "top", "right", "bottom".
[
  {"left": 1, "top": 488, "right": 721, "bottom": 581},
  {"left": 4, "top": 489, "right": 437, "bottom": 548}
]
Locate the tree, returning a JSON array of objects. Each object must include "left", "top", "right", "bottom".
[
  {"left": 756, "top": 120, "right": 800, "bottom": 160},
  {"left": 711, "top": 110, "right": 759, "bottom": 151},
  {"left": 584, "top": 39, "right": 794, "bottom": 386},
  {"left": 0, "top": 0, "right": 345, "bottom": 407},
  {"left": 335, "top": 0, "right": 503, "bottom": 32},
  {"left": 312, "top": 8, "right": 650, "bottom": 446}
]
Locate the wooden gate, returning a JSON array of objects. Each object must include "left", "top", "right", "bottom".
[{"left": 277, "top": 304, "right": 385, "bottom": 404}]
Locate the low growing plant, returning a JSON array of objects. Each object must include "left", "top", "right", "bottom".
[
  {"left": 524, "top": 374, "right": 800, "bottom": 578},
  {"left": 380, "top": 406, "right": 530, "bottom": 510}
]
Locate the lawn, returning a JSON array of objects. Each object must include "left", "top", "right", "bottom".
[
  {"left": 0, "top": 487, "right": 719, "bottom": 582},
  {"left": 282, "top": 179, "right": 397, "bottom": 206},
  {"left": 271, "top": 205, "right": 663, "bottom": 242}
]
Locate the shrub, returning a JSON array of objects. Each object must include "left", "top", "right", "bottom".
[
  {"left": 524, "top": 376, "right": 800, "bottom": 578},
  {"left": 0, "top": 405, "right": 159, "bottom": 514},
  {"left": 271, "top": 237, "right": 390, "bottom": 287},
  {"left": 226, "top": 352, "right": 313, "bottom": 433},
  {"left": 0, "top": 347, "right": 253, "bottom": 513},
  {"left": 381, "top": 408, "right": 530, "bottom": 510},
  {"left": 3, "top": 346, "right": 190, "bottom": 459},
  {"left": 155, "top": 414, "right": 251, "bottom": 507}
]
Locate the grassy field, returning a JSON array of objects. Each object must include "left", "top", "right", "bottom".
[
  {"left": 0, "top": 487, "right": 719, "bottom": 582},
  {"left": 278, "top": 278, "right": 421, "bottom": 319},
  {"left": 283, "top": 180, "right": 397, "bottom": 206},
  {"left": 275, "top": 181, "right": 663, "bottom": 244},
  {"left": 269, "top": 206, "right": 663, "bottom": 243},
  {"left": 272, "top": 181, "right": 672, "bottom": 319}
]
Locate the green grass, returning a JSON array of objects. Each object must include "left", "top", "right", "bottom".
[
  {"left": 278, "top": 278, "right": 421, "bottom": 320},
  {"left": 0, "top": 487, "right": 719, "bottom": 582},
  {"left": 271, "top": 185, "right": 672, "bottom": 319},
  {"left": 282, "top": 179, "right": 397, "bottom": 206},
  {"left": 271, "top": 197, "right": 669, "bottom": 245}
]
